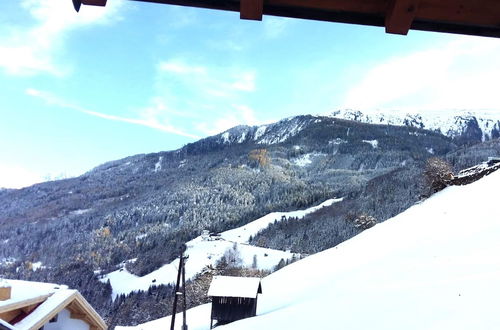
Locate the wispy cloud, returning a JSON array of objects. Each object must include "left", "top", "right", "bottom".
[
  {"left": 158, "top": 59, "right": 256, "bottom": 94},
  {"left": 26, "top": 88, "right": 200, "bottom": 139},
  {"left": 152, "top": 58, "right": 262, "bottom": 135},
  {"left": 263, "top": 17, "right": 292, "bottom": 39},
  {"left": 342, "top": 36, "right": 500, "bottom": 113},
  {"left": 0, "top": 0, "right": 124, "bottom": 76},
  {"left": 159, "top": 61, "right": 207, "bottom": 75},
  {"left": 195, "top": 104, "right": 263, "bottom": 135}
]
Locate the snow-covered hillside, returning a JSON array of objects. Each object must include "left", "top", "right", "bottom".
[
  {"left": 100, "top": 199, "right": 341, "bottom": 299},
  {"left": 331, "top": 109, "right": 500, "bottom": 141},
  {"left": 215, "top": 116, "right": 316, "bottom": 146},
  {"left": 118, "top": 168, "right": 500, "bottom": 330}
]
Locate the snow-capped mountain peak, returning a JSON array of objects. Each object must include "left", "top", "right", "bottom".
[
  {"left": 215, "top": 116, "right": 317, "bottom": 146},
  {"left": 330, "top": 109, "right": 500, "bottom": 142}
]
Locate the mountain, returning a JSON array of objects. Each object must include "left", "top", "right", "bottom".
[
  {"left": 331, "top": 109, "right": 500, "bottom": 144},
  {"left": 1, "top": 114, "right": 499, "bottom": 326},
  {"left": 118, "top": 163, "right": 500, "bottom": 330}
]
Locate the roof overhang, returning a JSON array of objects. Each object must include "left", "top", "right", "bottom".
[{"left": 74, "top": 0, "right": 500, "bottom": 38}]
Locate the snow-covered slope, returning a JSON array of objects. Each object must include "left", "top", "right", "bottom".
[
  {"left": 331, "top": 109, "right": 500, "bottom": 142},
  {"left": 215, "top": 116, "right": 319, "bottom": 146},
  {"left": 100, "top": 199, "right": 341, "bottom": 299},
  {"left": 212, "top": 110, "right": 500, "bottom": 148},
  {"left": 118, "top": 169, "right": 500, "bottom": 330}
]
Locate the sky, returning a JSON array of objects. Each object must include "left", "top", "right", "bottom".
[{"left": 1, "top": 0, "right": 499, "bottom": 189}]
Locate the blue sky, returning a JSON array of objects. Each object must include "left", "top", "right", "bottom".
[{"left": 1, "top": 0, "right": 499, "bottom": 188}]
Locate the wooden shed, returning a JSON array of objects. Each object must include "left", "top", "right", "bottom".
[{"left": 207, "top": 276, "right": 262, "bottom": 328}]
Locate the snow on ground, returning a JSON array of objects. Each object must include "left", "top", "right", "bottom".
[
  {"left": 328, "top": 138, "right": 347, "bottom": 145},
  {"left": 292, "top": 153, "right": 328, "bottom": 167},
  {"left": 0, "top": 257, "right": 15, "bottom": 266},
  {"left": 253, "top": 126, "right": 267, "bottom": 140},
  {"left": 362, "top": 139, "right": 378, "bottom": 148},
  {"left": 119, "top": 170, "right": 500, "bottom": 330},
  {"left": 237, "top": 132, "right": 247, "bottom": 143},
  {"left": 293, "top": 154, "right": 312, "bottom": 166},
  {"left": 101, "top": 199, "right": 340, "bottom": 299},
  {"left": 31, "top": 261, "right": 45, "bottom": 271},
  {"left": 154, "top": 156, "right": 163, "bottom": 172},
  {"left": 69, "top": 209, "right": 91, "bottom": 216},
  {"left": 221, "top": 132, "right": 230, "bottom": 143}
]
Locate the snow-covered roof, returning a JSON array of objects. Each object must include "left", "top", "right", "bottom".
[
  {"left": 0, "top": 280, "right": 66, "bottom": 312},
  {"left": 0, "top": 280, "right": 107, "bottom": 330},
  {"left": 14, "top": 290, "right": 77, "bottom": 329},
  {"left": 208, "top": 276, "right": 262, "bottom": 298}
]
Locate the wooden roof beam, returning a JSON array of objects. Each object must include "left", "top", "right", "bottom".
[
  {"left": 385, "top": 0, "right": 420, "bottom": 35},
  {"left": 81, "top": 0, "right": 107, "bottom": 6},
  {"left": 241, "top": 0, "right": 264, "bottom": 20}
]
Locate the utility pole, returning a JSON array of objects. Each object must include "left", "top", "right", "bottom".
[
  {"left": 182, "top": 259, "right": 188, "bottom": 330},
  {"left": 170, "top": 253, "right": 188, "bottom": 330}
]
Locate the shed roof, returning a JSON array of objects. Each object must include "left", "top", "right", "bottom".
[{"left": 208, "top": 276, "right": 262, "bottom": 299}]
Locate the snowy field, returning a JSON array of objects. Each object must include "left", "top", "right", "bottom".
[
  {"left": 101, "top": 199, "right": 341, "bottom": 299},
  {"left": 118, "top": 169, "right": 500, "bottom": 330}
]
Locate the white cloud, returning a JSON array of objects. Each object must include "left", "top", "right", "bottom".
[
  {"left": 158, "top": 59, "right": 256, "bottom": 94},
  {"left": 0, "top": 0, "right": 124, "bottom": 76},
  {"left": 342, "top": 36, "right": 500, "bottom": 113},
  {"left": 149, "top": 58, "right": 260, "bottom": 137},
  {"left": 159, "top": 60, "right": 207, "bottom": 75},
  {"left": 195, "top": 104, "right": 262, "bottom": 135},
  {"left": 26, "top": 88, "right": 200, "bottom": 139},
  {"left": 0, "top": 164, "right": 43, "bottom": 189},
  {"left": 230, "top": 71, "right": 256, "bottom": 92}
]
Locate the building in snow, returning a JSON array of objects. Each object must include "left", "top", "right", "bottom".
[
  {"left": 207, "top": 276, "right": 262, "bottom": 328},
  {"left": 0, "top": 279, "right": 107, "bottom": 330}
]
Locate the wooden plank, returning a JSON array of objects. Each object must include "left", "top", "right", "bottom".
[
  {"left": 69, "top": 311, "right": 87, "bottom": 320},
  {"left": 385, "top": 0, "right": 420, "bottom": 35},
  {"left": 417, "top": 0, "right": 500, "bottom": 26},
  {"left": 267, "top": 0, "right": 386, "bottom": 14},
  {"left": 69, "top": 295, "right": 108, "bottom": 330},
  {"left": 81, "top": 0, "right": 107, "bottom": 6},
  {"left": 21, "top": 304, "right": 38, "bottom": 315},
  {"left": 89, "top": 0, "right": 500, "bottom": 37},
  {"left": 0, "top": 309, "right": 21, "bottom": 323},
  {"left": 0, "top": 295, "right": 51, "bottom": 314},
  {"left": 241, "top": 0, "right": 264, "bottom": 20}
]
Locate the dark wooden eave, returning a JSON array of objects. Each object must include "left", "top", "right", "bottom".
[{"left": 75, "top": 0, "right": 500, "bottom": 38}]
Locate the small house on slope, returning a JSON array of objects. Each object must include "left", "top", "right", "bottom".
[
  {"left": 207, "top": 276, "right": 262, "bottom": 328},
  {"left": 0, "top": 279, "right": 107, "bottom": 330}
]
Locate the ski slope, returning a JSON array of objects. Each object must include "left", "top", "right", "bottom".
[
  {"left": 101, "top": 199, "right": 341, "bottom": 299},
  {"left": 118, "top": 169, "right": 500, "bottom": 330}
]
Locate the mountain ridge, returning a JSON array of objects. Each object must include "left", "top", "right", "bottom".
[{"left": 330, "top": 109, "right": 500, "bottom": 143}]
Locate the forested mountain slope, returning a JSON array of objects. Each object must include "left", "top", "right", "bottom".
[
  {"left": 1, "top": 114, "right": 499, "bottom": 326},
  {"left": 119, "top": 155, "right": 500, "bottom": 330}
]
